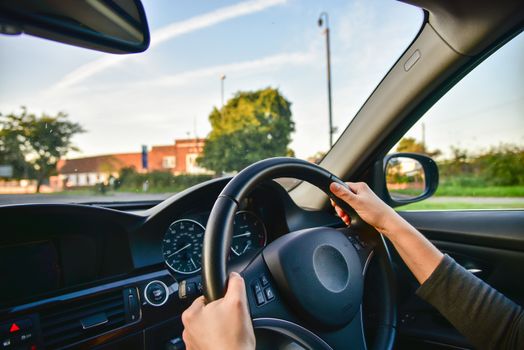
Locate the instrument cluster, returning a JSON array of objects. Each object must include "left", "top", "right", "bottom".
[{"left": 162, "top": 211, "right": 267, "bottom": 275}]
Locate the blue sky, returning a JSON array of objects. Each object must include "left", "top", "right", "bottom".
[{"left": 0, "top": 0, "right": 522, "bottom": 160}]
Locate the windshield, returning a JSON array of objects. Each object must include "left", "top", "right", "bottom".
[{"left": 0, "top": 0, "right": 422, "bottom": 204}]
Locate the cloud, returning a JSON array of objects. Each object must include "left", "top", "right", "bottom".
[
  {"left": 137, "top": 51, "right": 314, "bottom": 88},
  {"left": 49, "top": 0, "right": 287, "bottom": 91}
]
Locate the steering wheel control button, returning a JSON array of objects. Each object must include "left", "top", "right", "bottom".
[
  {"left": 252, "top": 280, "right": 274, "bottom": 306},
  {"left": 264, "top": 287, "right": 274, "bottom": 300},
  {"left": 260, "top": 275, "right": 269, "bottom": 286},
  {"left": 255, "top": 291, "right": 265, "bottom": 306},
  {"left": 144, "top": 280, "right": 169, "bottom": 307}
]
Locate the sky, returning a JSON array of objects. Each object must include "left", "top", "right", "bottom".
[{"left": 0, "top": 0, "right": 522, "bottom": 160}]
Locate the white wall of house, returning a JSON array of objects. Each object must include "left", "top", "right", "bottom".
[{"left": 61, "top": 172, "right": 113, "bottom": 187}]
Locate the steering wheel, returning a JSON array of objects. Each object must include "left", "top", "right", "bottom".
[{"left": 202, "top": 157, "right": 396, "bottom": 350}]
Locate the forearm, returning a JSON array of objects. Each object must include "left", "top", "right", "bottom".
[
  {"left": 417, "top": 255, "right": 524, "bottom": 349},
  {"left": 378, "top": 211, "right": 443, "bottom": 284}
]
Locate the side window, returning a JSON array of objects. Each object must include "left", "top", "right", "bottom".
[{"left": 391, "top": 33, "right": 524, "bottom": 210}]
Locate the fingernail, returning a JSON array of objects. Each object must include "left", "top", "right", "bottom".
[{"left": 230, "top": 271, "right": 241, "bottom": 278}]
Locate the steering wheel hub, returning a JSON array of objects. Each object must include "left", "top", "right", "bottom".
[
  {"left": 314, "top": 244, "right": 349, "bottom": 293},
  {"left": 263, "top": 227, "right": 363, "bottom": 328}
]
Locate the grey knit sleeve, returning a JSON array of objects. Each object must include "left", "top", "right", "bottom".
[{"left": 416, "top": 254, "right": 524, "bottom": 350}]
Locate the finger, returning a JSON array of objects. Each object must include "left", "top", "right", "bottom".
[
  {"left": 225, "top": 272, "right": 247, "bottom": 302},
  {"left": 334, "top": 205, "right": 346, "bottom": 218},
  {"left": 331, "top": 204, "right": 349, "bottom": 224},
  {"left": 347, "top": 182, "right": 364, "bottom": 194},
  {"left": 184, "top": 295, "right": 206, "bottom": 317},
  {"left": 330, "top": 182, "right": 357, "bottom": 204},
  {"left": 182, "top": 329, "right": 191, "bottom": 349}
]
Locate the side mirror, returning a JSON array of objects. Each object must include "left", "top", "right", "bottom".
[
  {"left": 383, "top": 153, "right": 438, "bottom": 207},
  {"left": 0, "top": 0, "right": 150, "bottom": 54}
]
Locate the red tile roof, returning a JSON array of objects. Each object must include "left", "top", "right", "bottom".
[{"left": 58, "top": 153, "right": 141, "bottom": 174}]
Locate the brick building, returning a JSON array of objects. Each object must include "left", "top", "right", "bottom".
[{"left": 57, "top": 138, "right": 208, "bottom": 187}]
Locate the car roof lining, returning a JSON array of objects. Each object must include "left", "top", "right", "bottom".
[{"left": 289, "top": 0, "right": 524, "bottom": 210}]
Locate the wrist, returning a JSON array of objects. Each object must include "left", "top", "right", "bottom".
[{"left": 375, "top": 208, "right": 406, "bottom": 239}]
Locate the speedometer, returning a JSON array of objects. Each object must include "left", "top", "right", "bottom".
[
  {"left": 162, "top": 219, "right": 204, "bottom": 274},
  {"left": 231, "top": 211, "right": 267, "bottom": 256}
]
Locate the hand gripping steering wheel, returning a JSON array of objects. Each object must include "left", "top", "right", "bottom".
[{"left": 202, "top": 157, "right": 396, "bottom": 350}]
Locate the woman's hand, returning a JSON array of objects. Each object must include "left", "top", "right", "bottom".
[
  {"left": 182, "top": 272, "right": 256, "bottom": 350},
  {"left": 329, "top": 181, "right": 398, "bottom": 235},
  {"left": 330, "top": 181, "right": 444, "bottom": 283}
]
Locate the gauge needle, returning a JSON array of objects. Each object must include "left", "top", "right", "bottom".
[
  {"left": 233, "top": 231, "right": 252, "bottom": 238},
  {"left": 241, "top": 240, "right": 252, "bottom": 254},
  {"left": 168, "top": 243, "right": 191, "bottom": 257},
  {"left": 190, "top": 258, "right": 197, "bottom": 269}
]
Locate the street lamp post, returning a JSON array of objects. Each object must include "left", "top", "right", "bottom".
[
  {"left": 220, "top": 74, "right": 226, "bottom": 107},
  {"left": 318, "top": 12, "right": 334, "bottom": 148}
]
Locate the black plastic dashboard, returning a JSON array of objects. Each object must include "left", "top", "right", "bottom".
[{"left": 0, "top": 177, "right": 340, "bottom": 350}]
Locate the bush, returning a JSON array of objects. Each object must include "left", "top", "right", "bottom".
[
  {"left": 478, "top": 145, "right": 524, "bottom": 186},
  {"left": 437, "top": 144, "right": 524, "bottom": 187},
  {"left": 115, "top": 167, "right": 213, "bottom": 193}
]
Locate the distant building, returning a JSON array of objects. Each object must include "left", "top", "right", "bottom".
[{"left": 57, "top": 138, "right": 208, "bottom": 187}]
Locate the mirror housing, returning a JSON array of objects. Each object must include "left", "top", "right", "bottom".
[
  {"left": 0, "top": 0, "right": 150, "bottom": 54},
  {"left": 383, "top": 153, "right": 439, "bottom": 207}
]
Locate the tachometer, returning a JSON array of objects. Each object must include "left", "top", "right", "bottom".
[
  {"left": 162, "top": 219, "right": 205, "bottom": 274},
  {"left": 231, "top": 211, "right": 267, "bottom": 256}
]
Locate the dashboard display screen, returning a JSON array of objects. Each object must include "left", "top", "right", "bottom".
[{"left": 0, "top": 241, "right": 61, "bottom": 305}]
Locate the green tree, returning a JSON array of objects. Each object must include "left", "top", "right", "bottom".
[
  {"left": 396, "top": 137, "right": 441, "bottom": 157},
  {"left": 0, "top": 107, "right": 85, "bottom": 192},
  {"left": 198, "top": 88, "right": 295, "bottom": 173},
  {"left": 0, "top": 125, "right": 29, "bottom": 179}
]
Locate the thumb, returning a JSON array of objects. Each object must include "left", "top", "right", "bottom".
[
  {"left": 330, "top": 182, "right": 356, "bottom": 204},
  {"left": 225, "top": 272, "right": 247, "bottom": 302}
]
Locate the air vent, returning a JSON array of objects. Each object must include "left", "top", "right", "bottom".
[{"left": 40, "top": 289, "right": 128, "bottom": 349}]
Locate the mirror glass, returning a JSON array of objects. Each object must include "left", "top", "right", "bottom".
[{"left": 386, "top": 157, "right": 426, "bottom": 201}]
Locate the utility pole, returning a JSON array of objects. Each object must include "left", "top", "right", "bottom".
[
  {"left": 220, "top": 74, "right": 226, "bottom": 107},
  {"left": 318, "top": 12, "right": 334, "bottom": 148}
]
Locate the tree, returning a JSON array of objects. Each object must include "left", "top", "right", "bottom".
[
  {"left": 396, "top": 137, "right": 441, "bottom": 158},
  {"left": 0, "top": 125, "right": 29, "bottom": 179},
  {"left": 198, "top": 88, "right": 295, "bottom": 173},
  {"left": 0, "top": 107, "right": 85, "bottom": 192}
]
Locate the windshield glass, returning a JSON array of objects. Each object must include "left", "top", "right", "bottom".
[{"left": 0, "top": 0, "right": 422, "bottom": 204}]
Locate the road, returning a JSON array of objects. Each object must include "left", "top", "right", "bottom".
[
  {"left": 0, "top": 192, "right": 172, "bottom": 204},
  {"left": 0, "top": 193, "right": 523, "bottom": 205}
]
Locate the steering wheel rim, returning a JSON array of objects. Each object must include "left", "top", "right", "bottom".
[{"left": 202, "top": 157, "right": 396, "bottom": 350}]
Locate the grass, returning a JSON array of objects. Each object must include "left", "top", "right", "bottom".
[
  {"left": 398, "top": 201, "right": 524, "bottom": 211},
  {"left": 435, "top": 185, "right": 524, "bottom": 197},
  {"left": 391, "top": 185, "right": 524, "bottom": 197}
]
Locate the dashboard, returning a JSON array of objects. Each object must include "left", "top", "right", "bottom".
[{"left": 0, "top": 178, "right": 340, "bottom": 350}]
